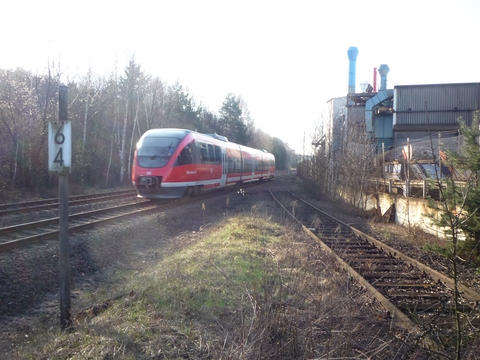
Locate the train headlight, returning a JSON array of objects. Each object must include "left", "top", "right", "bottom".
[
  {"left": 139, "top": 177, "right": 154, "bottom": 186},
  {"left": 137, "top": 176, "right": 160, "bottom": 189}
]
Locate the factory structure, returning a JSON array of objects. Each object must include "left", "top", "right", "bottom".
[{"left": 326, "top": 46, "right": 480, "bottom": 182}]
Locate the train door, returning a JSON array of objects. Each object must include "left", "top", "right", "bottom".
[
  {"left": 265, "top": 154, "right": 271, "bottom": 178},
  {"left": 220, "top": 147, "right": 227, "bottom": 186}
]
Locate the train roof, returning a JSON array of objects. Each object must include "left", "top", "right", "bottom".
[
  {"left": 204, "top": 133, "right": 229, "bottom": 142},
  {"left": 142, "top": 128, "right": 191, "bottom": 139},
  {"left": 140, "top": 128, "right": 273, "bottom": 156}
]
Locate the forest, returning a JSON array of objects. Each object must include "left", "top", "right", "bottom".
[{"left": 0, "top": 59, "right": 296, "bottom": 198}]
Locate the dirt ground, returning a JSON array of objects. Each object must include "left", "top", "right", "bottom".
[{"left": 1, "top": 177, "right": 479, "bottom": 358}]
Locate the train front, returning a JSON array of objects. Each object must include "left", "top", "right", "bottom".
[{"left": 132, "top": 129, "right": 189, "bottom": 199}]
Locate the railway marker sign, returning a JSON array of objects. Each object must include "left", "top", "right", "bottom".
[{"left": 48, "top": 120, "right": 71, "bottom": 174}]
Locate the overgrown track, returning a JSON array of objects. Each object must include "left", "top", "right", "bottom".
[{"left": 269, "top": 190, "right": 480, "bottom": 350}]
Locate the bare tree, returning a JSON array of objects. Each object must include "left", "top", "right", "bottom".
[
  {"left": 0, "top": 66, "right": 59, "bottom": 190},
  {"left": 334, "top": 111, "right": 375, "bottom": 208},
  {"left": 143, "top": 77, "right": 165, "bottom": 131},
  {"left": 116, "top": 57, "right": 146, "bottom": 184}
]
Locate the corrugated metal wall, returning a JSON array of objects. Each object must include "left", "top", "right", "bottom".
[
  {"left": 394, "top": 83, "right": 480, "bottom": 126},
  {"left": 327, "top": 97, "right": 347, "bottom": 153},
  {"left": 391, "top": 130, "right": 460, "bottom": 161},
  {"left": 347, "top": 105, "right": 365, "bottom": 126}
]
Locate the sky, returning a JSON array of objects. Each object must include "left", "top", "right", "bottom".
[{"left": 2, "top": 0, "right": 480, "bottom": 154}]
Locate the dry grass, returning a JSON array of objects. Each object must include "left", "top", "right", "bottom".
[
  {"left": 370, "top": 221, "right": 447, "bottom": 250},
  {"left": 9, "top": 213, "right": 437, "bottom": 359}
]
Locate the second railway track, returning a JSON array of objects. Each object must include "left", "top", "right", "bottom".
[
  {"left": 0, "top": 201, "right": 159, "bottom": 252},
  {"left": 269, "top": 189, "right": 480, "bottom": 350},
  {"left": 0, "top": 178, "right": 289, "bottom": 252},
  {"left": 0, "top": 189, "right": 138, "bottom": 217}
]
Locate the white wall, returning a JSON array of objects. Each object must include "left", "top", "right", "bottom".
[{"left": 357, "top": 192, "right": 444, "bottom": 238}]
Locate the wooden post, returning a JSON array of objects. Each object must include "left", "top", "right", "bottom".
[
  {"left": 382, "top": 142, "right": 386, "bottom": 191},
  {"left": 58, "top": 85, "right": 71, "bottom": 330},
  {"left": 438, "top": 132, "right": 442, "bottom": 187},
  {"left": 405, "top": 138, "right": 410, "bottom": 197}
]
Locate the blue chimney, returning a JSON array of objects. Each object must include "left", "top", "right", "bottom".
[
  {"left": 347, "top": 46, "right": 359, "bottom": 94},
  {"left": 378, "top": 64, "right": 390, "bottom": 91}
]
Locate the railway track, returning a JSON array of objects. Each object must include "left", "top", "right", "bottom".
[
  {"left": 0, "top": 177, "right": 290, "bottom": 253},
  {"left": 0, "top": 189, "right": 217, "bottom": 253},
  {"left": 0, "top": 173, "right": 290, "bottom": 220},
  {"left": 0, "top": 189, "right": 137, "bottom": 216},
  {"left": 269, "top": 190, "right": 480, "bottom": 350},
  {"left": 0, "top": 189, "right": 149, "bottom": 251},
  {"left": 0, "top": 201, "right": 161, "bottom": 252}
]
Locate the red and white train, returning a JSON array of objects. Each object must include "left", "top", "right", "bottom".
[{"left": 132, "top": 128, "right": 275, "bottom": 199}]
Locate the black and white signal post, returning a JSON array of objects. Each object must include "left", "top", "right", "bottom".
[{"left": 49, "top": 85, "right": 72, "bottom": 330}]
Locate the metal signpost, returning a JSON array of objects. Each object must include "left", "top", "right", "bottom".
[{"left": 49, "top": 85, "right": 72, "bottom": 330}]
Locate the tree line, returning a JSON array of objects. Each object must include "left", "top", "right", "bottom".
[{"left": 0, "top": 59, "right": 297, "bottom": 197}]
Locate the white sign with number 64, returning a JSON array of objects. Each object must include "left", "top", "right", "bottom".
[{"left": 48, "top": 121, "right": 72, "bottom": 173}]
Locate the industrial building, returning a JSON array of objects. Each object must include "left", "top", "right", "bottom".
[{"left": 326, "top": 47, "right": 480, "bottom": 181}]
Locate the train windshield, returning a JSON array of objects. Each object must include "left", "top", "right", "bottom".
[{"left": 136, "top": 137, "right": 181, "bottom": 168}]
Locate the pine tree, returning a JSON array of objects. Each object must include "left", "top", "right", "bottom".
[
  {"left": 219, "top": 94, "right": 249, "bottom": 144},
  {"left": 441, "top": 111, "right": 480, "bottom": 264},
  {"left": 427, "top": 111, "right": 480, "bottom": 358}
]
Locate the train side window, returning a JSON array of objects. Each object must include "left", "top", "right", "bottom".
[
  {"left": 177, "top": 143, "right": 194, "bottom": 166},
  {"left": 191, "top": 141, "right": 199, "bottom": 164},
  {"left": 207, "top": 144, "right": 215, "bottom": 164},
  {"left": 244, "top": 158, "right": 252, "bottom": 172},
  {"left": 227, "top": 149, "right": 242, "bottom": 173},
  {"left": 215, "top": 146, "right": 221, "bottom": 164},
  {"left": 199, "top": 142, "right": 208, "bottom": 164}
]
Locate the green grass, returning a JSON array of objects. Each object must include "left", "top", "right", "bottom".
[
  {"left": 142, "top": 217, "right": 281, "bottom": 315},
  {"left": 10, "top": 212, "right": 450, "bottom": 359},
  {"left": 15, "top": 216, "right": 287, "bottom": 359}
]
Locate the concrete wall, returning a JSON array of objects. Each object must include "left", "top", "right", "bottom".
[
  {"left": 356, "top": 192, "right": 444, "bottom": 238},
  {"left": 376, "top": 193, "right": 443, "bottom": 238}
]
